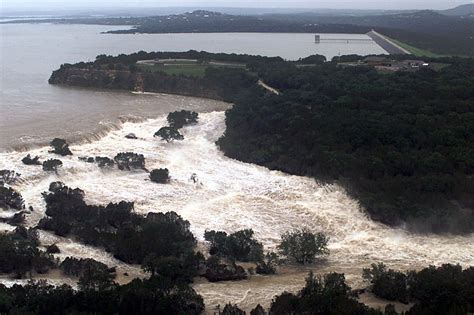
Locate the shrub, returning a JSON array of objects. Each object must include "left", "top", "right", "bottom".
[
  {"left": 204, "top": 229, "right": 263, "bottom": 262},
  {"left": 22, "top": 154, "right": 41, "bottom": 165},
  {"left": 49, "top": 138, "right": 72, "bottom": 156},
  {"left": 250, "top": 304, "right": 265, "bottom": 315},
  {"left": 0, "top": 186, "right": 24, "bottom": 210},
  {"left": 95, "top": 156, "right": 115, "bottom": 168},
  {"left": 149, "top": 168, "right": 170, "bottom": 184},
  {"left": 0, "top": 170, "right": 20, "bottom": 185},
  {"left": 256, "top": 252, "right": 280, "bottom": 275},
  {"left": 0, "top": 228, "right": 56, "bottom": 278},
  {"left": 167, "top": 110, "right": 199, "bottom": 129},
  {"left": 154, "top": 127, "right": 184, "bottom": 142},
  {"left": 60, "top": 257, "right": 115, "bottom": 291},
  {"left": 221, "top": 303, "right": 245, "bottom": 315},
  {"left": 46, "top": 244, "right": 60, "bottom": 254},
  {"left": 270, "top": 271, "right": 379, "bottom": 314},
  {"left": 363, "top": 262, "right": 409, "bottom": 303},
  {"left": 6, "top": 211, "right": 26, "bottom": 226},
  {"left": 42, "top": 159, "right": 63, "bottom": 172},
  {"left": 113, "top": 152, "right": 145, "bottom": 171}
]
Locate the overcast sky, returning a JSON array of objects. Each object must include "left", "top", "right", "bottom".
[{"left": 1, "top": 0, "right": 469, "bottom": 10}]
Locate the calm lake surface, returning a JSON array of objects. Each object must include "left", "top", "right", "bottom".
[{"left": 0, "top": 23, "right": 386, "bottom": 151}]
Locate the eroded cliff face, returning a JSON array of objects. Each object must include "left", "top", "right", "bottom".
[
  {"left": 49, "top": 68, "right": 144, "bottom": 91},
  {"left": 49, "top": 66, "right": 223, "bottom": 100}
]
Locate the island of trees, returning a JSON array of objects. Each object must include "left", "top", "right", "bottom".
[
  {"left": 49, "top": 51, "right": 474, "bottom": 234},
  {"left": 2, "top": 177, "right": 473, "bottom": 313}
]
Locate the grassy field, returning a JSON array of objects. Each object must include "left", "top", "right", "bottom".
[
  {"left": 138, "top": 61, "right": 246, "bottom": 78},
  {"left": 388, "top": 38, "right": 444, "bottom": 58}
]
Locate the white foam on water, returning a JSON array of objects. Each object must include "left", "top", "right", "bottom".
[{"left": 1, "top": 111, "right": 473, "bottom": 311}]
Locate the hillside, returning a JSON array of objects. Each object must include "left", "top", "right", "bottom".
[{"left": 439, "top": 3, "right": 474, "bottom": 16}]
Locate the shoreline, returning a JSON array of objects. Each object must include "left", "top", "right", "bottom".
[{"left": 1, "top": 90, "right": 231, "bottom": 154}]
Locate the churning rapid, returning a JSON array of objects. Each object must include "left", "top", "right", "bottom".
[{"left": 1, "top": 111, "right": 474, "bottom": 311}]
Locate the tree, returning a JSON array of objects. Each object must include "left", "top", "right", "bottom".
[
  {"left": 221, "top": 303, "right": 245, "bottom": 315},
  {"left": 42, "top": 159, "right": 63, "bottom": 173},
  {"left": 167, "top": 110, "right": 199, "bottom": 129},
  {"left": 49, "top": 138, "right": 72, "bottom": 156},
  {"left": 113, "top": 152, "right": 145, "bottom": 171},
  {"left": 250, "top": 304, "right": 265, "bottom": 315},
  {"left": 22, "top": 154, "right": 41, "bottom": 165},
  {"left": 362, "top": 262, "right": 409, "bottom": 303},
  {"left": 256, "top": 252, "right": 280, "bottom": 275},
  {"left": 149, "top": 168, "right": 170, "bottom": 184},
  {"left": 270, "top": 271, "right": 381, "bottom": 315},
  {"left": 204, "top": 229, "right": 264, "bottom": 262},
  {"left": 298, "top": 54, "right": 326, "bottom": 64},
  {"left": 0, "top": 186, "right": 24, "bottom": 210},
  {"left": 0, "top": 170, "right": 20, "bottom": 185},
  {"left": 154, "top": 127, "right": 184, "bottom": 142},
  {"left": 0, "top": 228, "right": 56, "bottom": 278},
  {"left": 141, "top": 254, "right": 199, "bottom": 282},
  {"left": 46, "top": 244, "right": 60, "bottom": 254},
  {"left": 277, "top": 229, "right": 329, "bottom": 264},
  {"left": 407, "top": 264, "right": 474, "bottom": 314},
  {"left": 95, "top": 156, "right": 115, "bottom": 168},
  {"left": 78, "top": 266, "right": 115, "bottom": 291}
]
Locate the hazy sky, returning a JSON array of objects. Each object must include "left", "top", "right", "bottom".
[{"left": 1, "top": 0, "right": 469, "bottom": 10}]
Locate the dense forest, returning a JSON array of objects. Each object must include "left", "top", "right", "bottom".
[
  {"left": 219, "top": 57, "right": 474, "bottom": 233},
  {"left": 50, "top": 51, "right": 474, "bottom": 234}
]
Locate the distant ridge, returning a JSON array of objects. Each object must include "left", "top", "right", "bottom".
[{"left": 439, "top": 3, "right": 474, "bottom": 16}]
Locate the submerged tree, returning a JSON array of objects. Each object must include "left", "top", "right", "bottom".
[
  {"left": 149, "top": 168, "right": 170, "bottom": 184},
  {"left": 49, "top": 138, "right": 73, "bottom": 156},
  {"left": 278, "top": 229, "right": 329, "bottom": 264},
  {"left": 154, "top": 127, "right": 184, "bottom": 143},
  {"left": 43, "top": 159, "right": 63, "bottom": 173},
  {"left": 22, "top": 154, "right": 41, "bottom": 165},
  {"left": 167, "top": 110, "right": 199, "bottom": 129},
  {"left": 204, "top": 229, "right": 264, "bottom": 262},
  {"left": 269, "top": 271, "right": 378, "bottom": 314},
  {"left": 256, "top": 252, "right": 280, "bottom": 275},
  {"left": 0, "top": 186, "right": 25, "bottom": 210},
  {"left": 113, "top": 152, "right": 145, "bottom": 171},
  {"left": 363, "top": 262, "right": 409, "bottom": 303},
  {"left": 0, "top": 170, "right": 21, "bottom": 185},
  {"left": 221, "top": 303, "right": 245, "bottom": 315},
  {"left": 250, "top": 304, "right": 266, "bottom": 315},
  {"left": 95, "top": 156, "right": 115, "bottom": 168}
]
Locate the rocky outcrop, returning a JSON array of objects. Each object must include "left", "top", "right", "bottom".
[{"left": 203, "top": 257, "right": 247, "bottom": 282}]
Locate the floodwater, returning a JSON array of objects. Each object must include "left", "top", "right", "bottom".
[
  {"left": 1, "top": 23, "right": 386, "bottom": 151},
  {"left": 1, "top": 112, "right": 473, "bottom": 312}
]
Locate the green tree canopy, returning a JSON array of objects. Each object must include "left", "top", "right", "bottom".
[{"left": 277, "top": 229, "right": 329, "bottom": 264}]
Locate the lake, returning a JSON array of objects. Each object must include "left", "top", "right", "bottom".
[{"left": 0, "top": 23, "right": 386, "bottom": 151}]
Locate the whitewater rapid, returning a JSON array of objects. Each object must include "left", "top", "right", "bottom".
[{"left": 1, "top": 111, "right": 473, "bottom": 311}]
